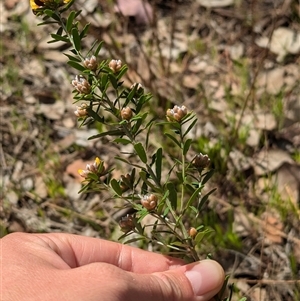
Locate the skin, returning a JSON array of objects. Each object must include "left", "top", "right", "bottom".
[{"left": 1, "top": 232, "right": 224, "bottom": 301}]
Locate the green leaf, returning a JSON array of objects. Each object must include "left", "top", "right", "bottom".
[
  {"left": 109, "top": 74, "right": 118, "bottom": 89},
  {"left": 135, "top": 94, "right": 151, "bottom": 113},
  {"left": 182, "top": 117, "right": 197, "bottom": 138},
  {"left": 165, "top": 133, "right": 181, "bottom": 147},
  {"left": 88, "top": 129, "right": 125, "bottom": 140},
  {"left": 100, "top": 74, "right": 109, "bottom": 91},
  {"left": 66, "top": 11, "right": 76, "bottom": 32},
  {"left": 50, "top": 33, "right": 70, "bottom": 43},
  {"left": 134, "top": 143, "right": 147, "bottom": 163},
  {"left": 186, "top": 186, "right": 202, "bottom": 209},
  {"left": 64, "top": 53, "right": 81, "bottom": 62},
  {"left": 197, "top": 188, "right": 217, "bottom": 211},
  {"left": 67, "top": 60, "right": 85, "bottom": 72},
  {"left": 166, "top": 182, "right": 177, "bottom": 210},
  {"left": 80, "top": 23, "right": 90, "bottom": 40},
  {"left": 59, "top": 0, "right": 76, "bottom": 13},
  {"left": 139, "top": 171, "right": 157, "bottom": 191},
  {"left": 113, "top": 138, "right": 131, "bottom": 145},
  {"left": 194, "top": 228, "right": 214, "bottom": 245},
  {"left": 145, "top": 119, "right": 154, "bottom": 149},
  {"left": 94, "top": 41, "right": 103, "bottom": 56},
  {"left": 44, "top": 9, "right": 60, "bottom": 21},
  {"left": 202, "top": 169, "right": 215, "bottom": 185},
  {"left": 183, "top": 138, "right": 193, "bottom": 156},
  {"left": 56, "top": 26, "right": 63, "bottom": 36},
  {"left": 155, "top": 148, "right": 162, "bottom": 185},
  {"left": 110, "top": 178, "right": 122, "bottom": 196},
  {"left": 189, "top": 205, "right": 198, "bottom": 214},
  {"left": 132, "top": 115, "right": 146, "bottom": 136},
  {"left": 127, "top": 83, "right": 138, "bottom": 102},
  {"left": 71, "top": 27, "right": 81, "bottom": 52},
  {"left": 116, "top": 65, "right": 128, "bottom": 81}
]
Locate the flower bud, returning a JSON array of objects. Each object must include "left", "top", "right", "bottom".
[
  {"left": 121, "top": 107, "right": 133, "bottom": 121},
  {"left": 119, "top": 214, "right": 135, "bottom": 233},
  {"left": 78, "top": 157, "right": 103, "bottom": 179},
  {"left": 166, "top": 105, "right": 188, "bottom": 122},
  {"left": 189, "top": 227, "right": 197, "bottom": 238},
  {"left": 130, "top": 82, "right": 144, "bottom": 91},
  {"left": 74, "top": 103, "right": 88, "bottom": 117},
  {"left": 141, "top": 194, "right": 158, "bottom": 210},
  {"left": 78, "top": 169, "right": 90, "bottom": 179},
  {"left": 192, "top": 153, "right": 210, "bottom": 169},
  {"left": 83, "top": 55, "right": 98, "bottom": 71},
  {"left": 108, "top": 59, "right": 122, "bottom": 73},
  {"left": 86, "top": 157, "right": 101, "bottom": 173},
  {"left": 72, "top": 75, "right": 91, "bottom": 94},
  {"left": 119, "top": 174, "right": 131, "bottom": 192}
]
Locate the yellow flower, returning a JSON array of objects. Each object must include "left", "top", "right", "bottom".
[
  {"left": 30, "top": 0, "right": 71, "bottom": 12},
  {"left": 78, "top": 157, "right": 103, "bottom": 179}
]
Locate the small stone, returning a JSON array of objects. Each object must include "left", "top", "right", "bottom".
[{"left": 21, "top": 177, "right": 34, "bottom": 191}]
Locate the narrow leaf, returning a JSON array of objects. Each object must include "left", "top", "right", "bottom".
[
  {"left": 80, "top": 23, "right": 90, "bottom": 40},
  {"left": 183, "top": 139, "right": 193, "bottom": 156},
  {"left": 67, "top": 60, "right": 85, "bottom": 72},
  {"left": 202, "top": 169, "right": 215, "bottom": 185},
  {"left": 113, "top": 138, "right": 131, "bottom": 145},
  {"left": 165, "top": 133, "right": 181, "bottom": 147},
  {"left": 197, "top": 188, "right": 217, "bottom": 211},
  {"left": 155, "top": 148, "right": 162, "bottom": 185},
  {"left": 134, "top": 143, "right": 147, "bottom": 163},
  {"left": 94, "top": 41, "right": 103, "bottom": 56},
  {"left": 110, "top": 178, "right": 122, "bottom": 196},
  {"left": 64, "top": 53, "right": 81, "bottom": 62},
  {"left": 50, "top": 33, "right": 70, "bottom": 43},
  {"left": 88, "top": 129, "right": 125, "bottom": 140},
  {"left": 66, "top": 11, "right": 76, "bottom": 32},
  {"left": 183, "top": 117, "right": 197, "bottom": 138},
  {"left": 166, "top": 182, "right": 177, "bottom": 210},
  {"left": 71, "top": 27, "right": 81, "bottom": 51}
]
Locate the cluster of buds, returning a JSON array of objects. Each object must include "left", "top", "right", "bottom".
[
  {"left": 130, "top": 82, "right": 144, "bottom": 92},
  {"left": 78, "top": 157, "right": 103, "bottom": 179},
  {"left": 119, "top": 214, "right": 135, "bottom": 233},
  {"left": 108, "top": 59, "right": 122, "bottom": 73},
  {"left": 119, "top": 174, "right": 131, "bottom": 192},
  {"left": 74, "top": 103, "right": 88, "bottom": 118},
  {"left": 166, "top": 105, "right": 188, "bottom": 122},
  {"left": 192, "top": 153, "right": 211, "bottom": 169},
  {"left": 72, "top": 75, "right": 91, "bottom": 94},
  {"left": 83, "top": 55, "right": 98, "bottom": 71},
  {"left": 140, "top": 194, "right": 158, "bottom": 211},
  {"left": 120, "top": 107, "right": 133, "bottom": 121}
]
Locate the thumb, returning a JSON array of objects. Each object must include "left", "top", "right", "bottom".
[{"left": 126, "top": 259, "right": 225, "bottom": 301}]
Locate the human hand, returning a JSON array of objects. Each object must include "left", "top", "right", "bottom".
[{"left": 1, "top": 232, "right": 224, "bottom": 301}]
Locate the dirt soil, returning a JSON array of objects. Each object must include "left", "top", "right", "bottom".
[{"left": 1, "top": 0, "right": 300, "bottom": 300}]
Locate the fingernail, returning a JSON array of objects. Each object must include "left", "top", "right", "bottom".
[{"left": 185, "top": 260, "right": 224, "bottom": 296}]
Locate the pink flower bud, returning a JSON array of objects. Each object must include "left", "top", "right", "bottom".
[
  {"left": 121, "top": 107, "right": 133, "bottom": 121},
  {"left": 83, "top": 55, "right": 98, "bottom": 71},
  {"left": 72, "top": 75, "right": 91, "bottom": 94},
  {"left": 141, "top": 194, "right": 158, "bottom": 210},
  {"left": 108, "top": 59, "right": 122, "bottom": 73}
]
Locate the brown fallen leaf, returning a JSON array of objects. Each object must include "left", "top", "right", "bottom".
[
  {"left": 261, "top": 211, "right": 284, "bottom": 244},
  {"left": 65, "top": 159, "right": 87, "bottom": 182}
]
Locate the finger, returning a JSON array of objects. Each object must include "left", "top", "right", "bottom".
[
  {"left": 58, "top": 259, "right": 224, "bottom": 301},
  {"left": 33, "top": 233, "right": 185, "bottom": 272}
]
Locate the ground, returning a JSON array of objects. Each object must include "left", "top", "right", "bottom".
[{"left": 1, "top": 0, "right": 300, "bottom": 300}]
